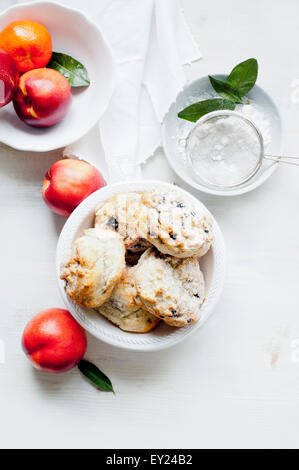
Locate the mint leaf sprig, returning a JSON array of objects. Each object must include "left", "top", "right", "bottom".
[
  {"left": 178, "top": 98, "right": 235, "bottom": 123},
  {"left": 226, "top": 58, "right": 258, "bottom": 97},
  {"left": 208, "top": 76, "right": 243, "bottom": 104},
  {"left": 178, "top": 58, "right": 258, "bottom": 123}
]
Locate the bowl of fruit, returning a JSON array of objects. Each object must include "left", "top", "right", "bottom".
[{"left": 0, "top": 1, "right": 115, "bottom": 152}]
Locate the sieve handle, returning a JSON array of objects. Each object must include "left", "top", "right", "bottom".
[{"left": 264, "top": 154, "right": 299, "bottom": 167}]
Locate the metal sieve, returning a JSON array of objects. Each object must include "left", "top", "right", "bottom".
[{"left": 185, "top": 110, "right": 298, "bottom": 190}]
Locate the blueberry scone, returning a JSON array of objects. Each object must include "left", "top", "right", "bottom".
[
  {"left": 141, "top": 190, "right": 213, "bottom": 258},
  {"left": 61, "top": 228, "right": 125, "bottom": 308},
  {"left": 134, "top": 248, "right": 205, "bottom": 327},
  {"left": 96, "top": 266, "right": 160, "bottom": 333},
  {"left": 94, "top": 192, "right": 151, "bottom": 256}
]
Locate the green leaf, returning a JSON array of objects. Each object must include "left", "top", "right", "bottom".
[
  {"left": 226, "top": 58, "right": 258, "bottom": 97},
  {"left": 78, "top": 360, "right": 114, "bottom": 393},
  {"left": 178, "top": 98, "right": 236, "bottom": 123},
  {"left": 208, "top": 76, "right": 243, "bottom": 104},
  {"left": 47, "top": 52, "right": 90, "bottom": 87}
]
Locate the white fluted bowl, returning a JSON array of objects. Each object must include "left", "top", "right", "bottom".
[
  {"left": 0, "top": 1, "right": 115, "bottom": 152},
  {"left": 162, "top": 75, "right": 283, "bottom": 196},
  {"left": 56, "top": 181, "right": 226, "bottom": 351}
]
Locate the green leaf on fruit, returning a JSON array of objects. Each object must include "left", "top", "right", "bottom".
[
  {"left": 78, "top": 360, "right": 114, "bottom": 393},
  {"left": 178, "top": 98, "right": 236, "bottom": 122},
  {"left": 208, "top": 76, "right": 243, "bottom": 104},
  {"left": 47, "top": 52, "right": 90, "bottom": 87}
]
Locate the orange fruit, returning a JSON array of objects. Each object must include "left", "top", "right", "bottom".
[{"left": 0, "top": 20, "right": 52, "bottom": 73}]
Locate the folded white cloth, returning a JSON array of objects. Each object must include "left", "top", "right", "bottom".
[{"left": 17, "top": 0, "right": 201, "bottom": 182}]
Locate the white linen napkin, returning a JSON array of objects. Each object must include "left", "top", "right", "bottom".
[{"left": 17, "top": 0, "right": 201, "bottom": 182}]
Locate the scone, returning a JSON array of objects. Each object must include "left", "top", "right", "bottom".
[
  {"left": 94, "top": 192, "right": 151, "bottom": 255},
  {"left": 134, "top": 248, "right": 205, "bottom": 327},
  {"left": 61, "top": 228, "right": 125, "bottom": 308},
  {"left": 141, "top": 190, "right": 214, "bottom": 258},
  {"left": 96, "top": 266, "right": 160, "bottom": 333}
]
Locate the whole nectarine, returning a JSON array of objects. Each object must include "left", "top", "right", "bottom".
[
  {"left": 0, "top": 48, "right": 18, "bottom": 108},
  {"left": 42, "top": 159, "right": 105, "bottom": 217},
  {"left": 22, "top": 309, "right": 87, "bottom": 374},
  {"left": 13, "top": 68, "right": 72, "bottom": 128}
]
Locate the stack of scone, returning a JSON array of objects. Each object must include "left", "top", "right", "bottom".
[{"left": 61, "top": 190, "right": 214, "bottom": 333}]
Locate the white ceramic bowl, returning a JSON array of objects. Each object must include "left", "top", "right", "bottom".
[
  {"left": 56, "top": 181, "right": 226, "bottom": 351},
  {"left": 0, "top": 1, "right": 115, "bottom": 152},
  {"left": 162, "top": 75, "right": 283, "bottom": 196}
]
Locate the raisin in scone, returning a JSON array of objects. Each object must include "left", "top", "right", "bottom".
[
  {"left": 134, "top": 249, "right": 205, "bottom": 327},
  {"left": 94, "top": 192, "right": 151, "bottom": 255},
  {"left": 141, "top": 190, "right": 213, "bottom": 258},
  {"left": 96, "top": 266, "right": 159, "bottom": 333},
  {"left": 61, "top": 228, "right": 125, "bottom": 308}
]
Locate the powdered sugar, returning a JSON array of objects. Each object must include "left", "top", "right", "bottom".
[
  {"left": 236, "top": 102, "right": 271, "bottom": 148},
  {"left": 178, "top": 95, "right": 271, "bottom": 166},
  {"left": 177, "top": 90, "right": 272, "bottom": 187},
  {"left": 186, "top": 114, "right": 262, "bottom": 187}
]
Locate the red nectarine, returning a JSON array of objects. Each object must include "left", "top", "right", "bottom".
[
  {"left": 13, "top": 68, "right": 72, "bottom": 127},
  {"left": 42, "top": 158, "right": 105, "bottom": 217},
  {"left": 0, "top": 48, "right": 18, "bottom": 108},
  {"left": 22, "top": 309, "right": 87, "bottom": 374}
]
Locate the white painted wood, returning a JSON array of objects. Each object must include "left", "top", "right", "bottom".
[{"left": 1, "top": 0, "right": 299, "bottom": 450}]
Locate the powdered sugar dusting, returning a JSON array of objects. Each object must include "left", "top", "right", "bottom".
[
  {"left": 187, "top": 114, "right": 262, "bottom": 187},
  {"left": 178, "top": 93, "right": 272, "bottom": 166}
]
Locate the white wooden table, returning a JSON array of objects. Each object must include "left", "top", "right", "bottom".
[{"left": 1, "top": 0, "right": 299, "bottom": 450}]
